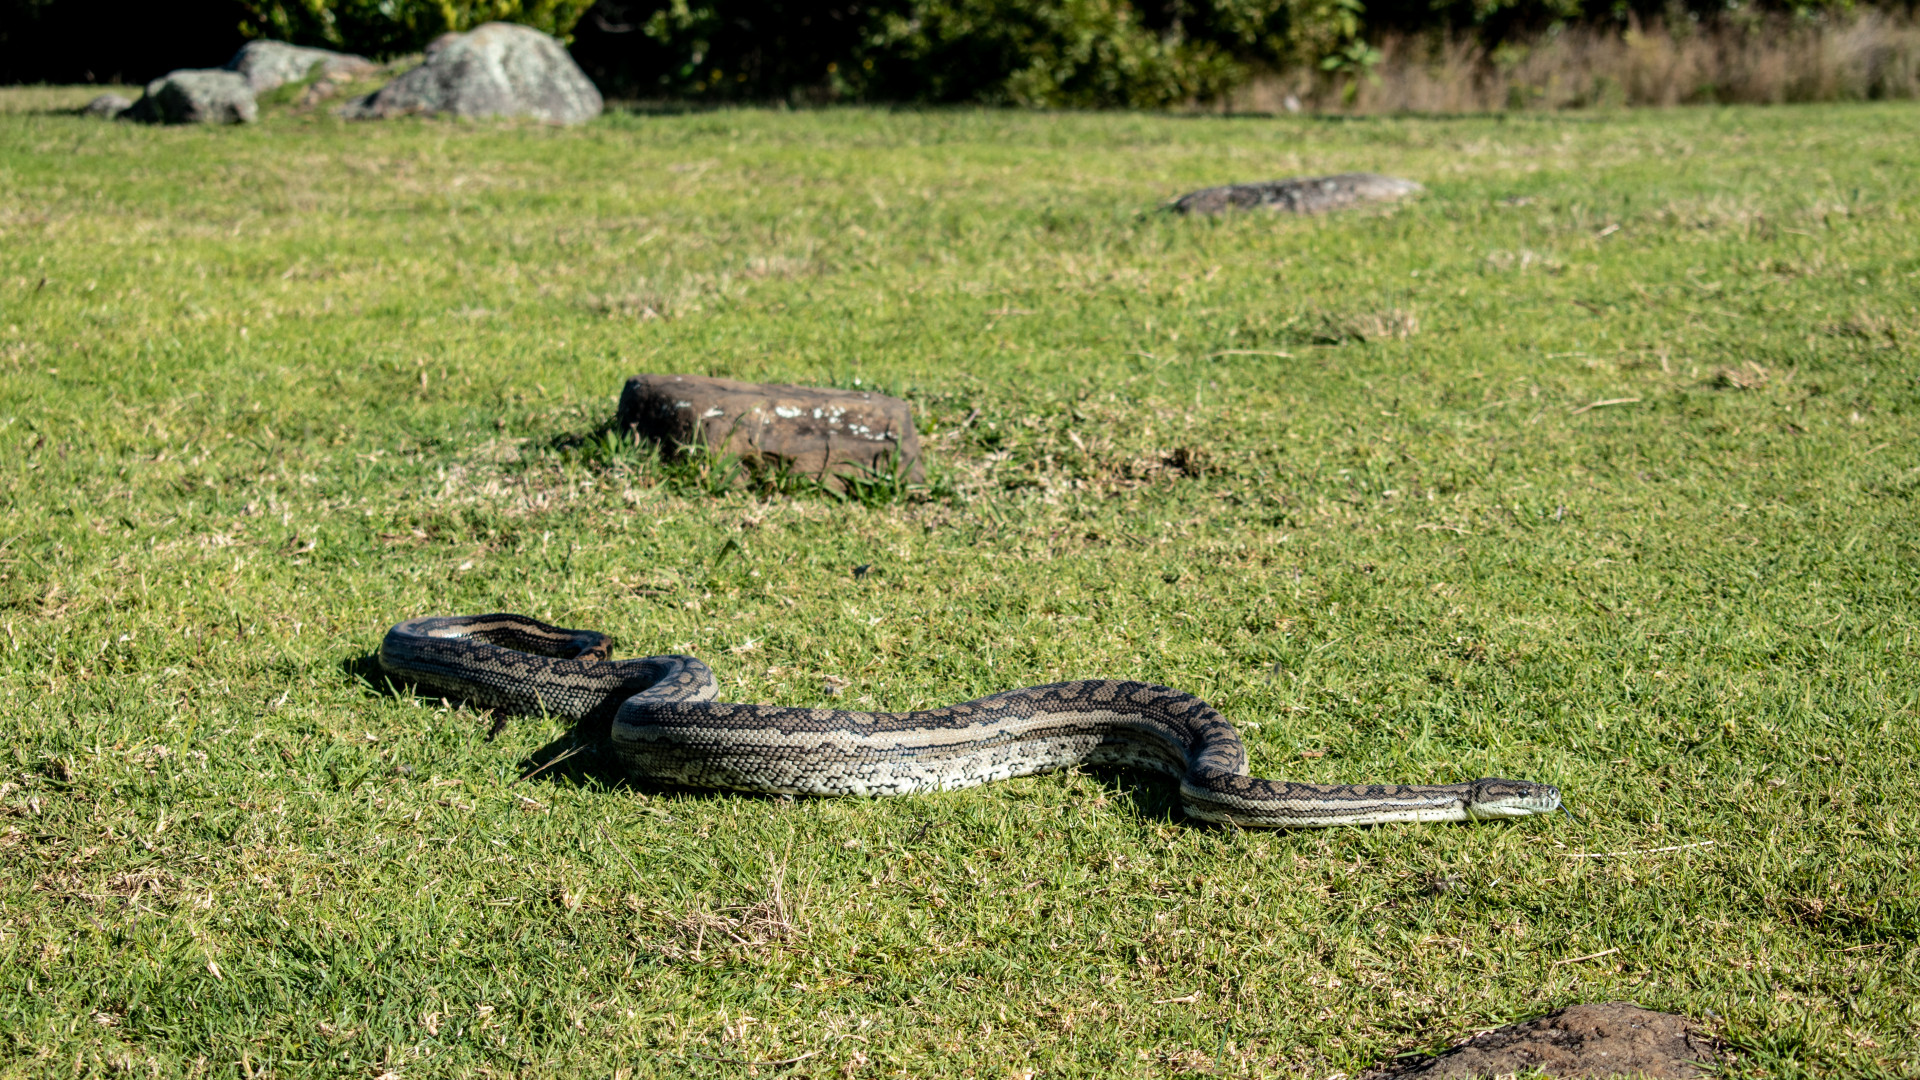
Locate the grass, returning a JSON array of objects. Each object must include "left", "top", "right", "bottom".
[
  {"left": 0, "top": 94, "right": 1916, "bottom": 1079},
  {"left": 0, "top": 86, "right": 141, "bottom": 114},
  {"left": 1234, "top": 11, "right": 1920, "bottom": 114}
]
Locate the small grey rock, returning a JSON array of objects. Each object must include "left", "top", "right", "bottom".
[
  {"left": 124, "top": 69, "right": 257, "bottom": 125},
  {"left": 224, "top": 40, "right": 376, "bottom": 94},
  {"left": 81, "top": 93, "right": 133, "bottom": 118},
  {"left": 616, "top": 375, "right": 924, "bottom": 492},
  {"left": 1172, "top": 172, "right": 1422, "bottom": 216},
  {"left": 342, "top": 21, "right": 601, "bottom": 125}
]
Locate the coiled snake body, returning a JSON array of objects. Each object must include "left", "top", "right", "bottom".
[{"left": 381, "top": 613, "right": 1561, "bottom": 828}]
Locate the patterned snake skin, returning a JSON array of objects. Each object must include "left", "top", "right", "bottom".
[{"left": 380, "top": 613, "right": 1563, "bottom": 828}]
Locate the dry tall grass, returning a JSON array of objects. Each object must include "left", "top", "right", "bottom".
[
  {"left": 0, "top": 85, "right": 140, "bottom": 113},
  {"left": 1232, "top": 10, "right": 1920, "bottom": 113}
]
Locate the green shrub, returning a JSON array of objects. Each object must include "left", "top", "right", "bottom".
[
  {"left": 576, "top": 0, "right": 1368, "bottom": 106},
  {"left": 867, "top": 0, "right": 1235, "bottom": 106},
  {"left": 235, "top": 0, "right": 597, "bottom": 57},
  {"left": 239, "top": 0, "right": 1879, "bottom": 106}
]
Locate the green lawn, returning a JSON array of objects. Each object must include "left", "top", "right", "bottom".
[{"left": 1, "top": 95, "right": 1916, "bottom": 1078}]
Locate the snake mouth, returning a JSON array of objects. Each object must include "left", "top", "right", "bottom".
[{"left": 1467, "top": 803, "right": 1549, "bottom": 820}]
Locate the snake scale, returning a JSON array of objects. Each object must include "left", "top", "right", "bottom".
[{"left": 380, "top": 613, "right": 1562, "bottom": 828}]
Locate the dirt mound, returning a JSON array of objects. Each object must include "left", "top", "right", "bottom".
[{"left": 1364, "top": 1003, "right": 1721, "bottom": 1079}]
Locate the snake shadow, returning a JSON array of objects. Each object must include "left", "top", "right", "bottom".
[
  {"left": 341, "top": 650, "right": 508, "bottom": 723},
  {"left": 341, "top": 652, "right": 398, "bottom": 699}
]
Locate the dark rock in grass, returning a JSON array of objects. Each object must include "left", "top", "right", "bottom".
[
  {"left": 123, "top": 70, "right": 257, "bottom": 124},
  {"left": 617, "top": 375, "right": 924, "bottom": 491},
  {"left": 341, "top": 22, "right": 601, "bottom": 124},
  {"left": 224, "top": 40, "right": 376, "bottom": 94},
  {"left": 1363, "top": 1003, "right": 1721, "bottom": 1079},
  {"left": 1171, "top": 173, "right": 1421, "bottom": 216},
  {"left": 81, "top": 93, "right": 133, "bottom": 118}
]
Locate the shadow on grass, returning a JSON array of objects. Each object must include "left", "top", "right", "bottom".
[
  {"left": 339, "top": 650, "right": 396, "bottom": 699},
  {"left": 1070, "top": 763, "right": 1185, "bottom": 823}
]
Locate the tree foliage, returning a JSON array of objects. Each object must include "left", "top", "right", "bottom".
[
  {"left": 11, "top": 0, "right": 1860, "bottom": 103},
  {"left": 566, "top": 0, "right": 1383, "bottom": 105},
  {"left": 233, "top": 0, "right": 599, "bottom": 57},
  {"left": 570, "top": 0, "right": 1873, "bottom": 107}
]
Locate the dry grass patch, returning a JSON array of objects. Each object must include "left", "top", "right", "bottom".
[
  {"left": 1315, "top": 309, "right": 1421, "bottom": 344},
  {"left": 1234, "top": 11, "right": 1920, "bottom": 113}
]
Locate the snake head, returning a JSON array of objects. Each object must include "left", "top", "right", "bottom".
[{"left": 1465, "top": 778, "right": 1562, "bottom": 820}]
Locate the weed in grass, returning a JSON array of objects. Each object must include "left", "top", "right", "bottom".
[{"left": 833, "top": 447, "right": 924, "bottom": 507}]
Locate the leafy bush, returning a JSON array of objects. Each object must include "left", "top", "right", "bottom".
[
  {"left": 574, "top": 0, "right": 884, "bottom": 101},
  {"left": 224, "top": 0, "right": 1882, "bottom": 106},
  {"left": 234, "top": 0, "right": 598, "bottom": 57},
  {"left": 864, "top": 0, "right": 1232, "bottom": 107},
  {"left": 570, "top": 0, "right": 1371, "bottom": 105}
]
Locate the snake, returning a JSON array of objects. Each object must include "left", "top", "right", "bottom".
[{"left": 379, "top": 613, "right": 1563, "bottom": 828}]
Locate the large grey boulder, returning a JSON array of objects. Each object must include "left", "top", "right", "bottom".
[
  {"left": 224, "top": 40, "right": 376, "bottom": 94},
  {"left": 342, "top": 22, "right": 601, "bottom": 124},
  {"left": 123, "top": 70, "right": 257, "bottom": 125},
  {"left": 1172, "top": 173, "right": 1422, "bottom": 216}
]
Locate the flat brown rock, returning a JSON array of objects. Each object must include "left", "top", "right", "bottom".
[
  {"left": 1363, "top": 1003, "right": 1720, "bottom": 1079},
  {"left": 616, "top": 375, "right": 923, "bottom": 491},
  {"left": 1171, "top": 172, "right": 1422, "bottom": 216}
]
